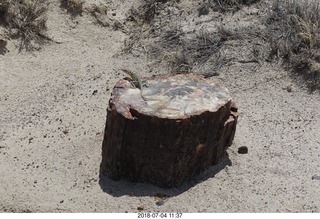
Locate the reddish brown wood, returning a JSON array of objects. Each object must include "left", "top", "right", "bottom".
[{"left": 100, "top": 74, "right": 238, "bottom": 188}]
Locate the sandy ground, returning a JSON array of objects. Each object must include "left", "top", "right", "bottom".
[{"left": 1, "top": 0, "right": 320, "bottom": 213}]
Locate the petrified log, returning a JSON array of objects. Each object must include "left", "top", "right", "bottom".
[{"left": 100, "top": 74, "right": 238, "bottom": 188}]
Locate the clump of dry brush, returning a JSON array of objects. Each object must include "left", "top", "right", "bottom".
[
  {"left": 152, "top": 26, "right": 228, "bottom": 75},
  {"left": 60, "top": 0, "right": 84, "bottom": 15},
  {"left": 124, "top": 0, "right": 229, "bottom": 75},
  {"left": 123, "top": 0, "right": 264, "bottom": 75},
  {"left": 267, "top": 0, "right": 320, "bottom": 90},
  {"left": 198, "top": 0, "right": 261, "bottom": 14},
  {"left": 127, "top": 0, "right": 180, "bottom": 25},
  {"left": 0, "top": 0, "right": 48, "bottom": 51}
]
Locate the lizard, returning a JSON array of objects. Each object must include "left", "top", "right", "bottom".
[
  {"left": 121, "top": 69, "right": 144, "bottom": 90},
  {"left": 121, "top": 69, "right": 176, "bottom": 111}
]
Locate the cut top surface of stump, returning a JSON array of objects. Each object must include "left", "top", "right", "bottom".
[{"left": 111, "top": 74, "right": 231, "bottom": 119}]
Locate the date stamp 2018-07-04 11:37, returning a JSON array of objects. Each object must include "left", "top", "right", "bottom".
[{"left": 137, "top": 213, "right": 183, "bottom": 219}]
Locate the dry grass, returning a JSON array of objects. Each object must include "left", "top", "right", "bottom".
[
  {"left": 122, "top": 0, "right": 265, "bottom": 75},
  {"left": 127, "top": 0, "right": 162, "bottom": 25},
  {"left": 0, "top": 0, "right": 48, "bottom": 51},
  {"left": 267, "top": 0, "right": 320, "bottom": 90},
  {"left": 123, "top": 0, "right": 226, "bottom": 74},
  {"left": 204, "top": 0, "right": 261, "bottom": 12},
  {"left": 146, "top": 25, "right": 229, "bottom": 75},
  {"left": 127, "top": 0, "right": 180, "bottom": 25},
  {"left": 60, "top": 0, "right": 84, "bottom": 15},
  {"left": 148, "top": 20, "right": 270, "bottom": 75},
  {"left": 120, "top": 0, "right": 172, "bottom": 55}
]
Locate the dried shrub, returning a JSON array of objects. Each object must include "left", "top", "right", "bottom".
[
  {"left": 121, "top": 0, "right": 176, "bottom": 54},
  {"left": 148, "top": 26, "right": 227, "bottom": 74},
  {"left": 267, "top": 0, "right": 320, "bottom": 90},
  {"left": 206, "top": 0, "right": 261, "bottom": 12},
  {"left": 183, "top": 27, "right": 225, "bottom": 66},
  {"left": 127, "top": 0, "right": 180, "bottom": 25},
  {"left": 122, "top": 0, "right": 263, "bottom": 76},
  {"left": 60, "top": 0, "right": 84, "bottom": 15},
  {"left": 0, "top": 0, "right": 48, "bottom": 51},
  {"left": 162, "top": 50, "right": 192, "bottom": 74},
  {"left": 127, "top": 0, "right": 161, "bottom": 25}
]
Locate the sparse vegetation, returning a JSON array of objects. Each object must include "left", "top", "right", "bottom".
[
  {"left": 123, "top": 0, "right": 265, "bottom": 75},
  {"left": 153, "top": 26, "right": 228, "bottom": 74},
  {"left": 267, "top": 0, "right": 320, "bottom": 90},
  {"left": 123, "top": 0, "right": 226, "bottom": 74},
  {"left": 199, "top": 0, "right": 262, "bottom": 13},
  {"left": 0, "top": 0, "right": 318, "bottom": 89},
  {"left": 127, "top": 0, "right": 163, "bottom": 25},
  {"left": 127, "top": 0, "right": 181, "bottom": 26},
  {"left": 0, "top": 0, "right": 48, "bottom": 51},
  {"left": 60, "top": 0, "right": 84, "bottom": 15},
  {"left": 121, "top": 0, "right": 319, "bottom": 90}
]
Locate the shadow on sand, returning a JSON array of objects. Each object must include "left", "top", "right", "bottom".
[{"left": 98, "top": 155, "right": 232, "bottom": 198}]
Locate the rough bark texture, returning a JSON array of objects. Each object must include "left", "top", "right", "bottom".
[{"left": 100, "top": 74, "right": 238, "bottom": 188}]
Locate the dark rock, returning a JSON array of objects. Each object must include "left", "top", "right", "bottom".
[
  {"left": 238, "top": 146, "right": 248, "bottom": 154},
  {"left": 156, "top": 200, "right": 165, "bottom": 206},
  {"left": 137, "top": 205, "right": 144, "bottom": 211},
  {"left": 28, "top": 137, "right": 34, "bottom": 144}
]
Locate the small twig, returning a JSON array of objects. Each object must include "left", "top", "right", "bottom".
[
  {"left": 237, "top": 59, "right": 260, "bottom": 64},
  {"left": 38, "top": 33, "right": 62, "bottom": 44},
  {"left": 312, "top": 175, "right": 320, "bottom": 180}
]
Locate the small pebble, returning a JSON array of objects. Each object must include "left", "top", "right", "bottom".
[
  {"left": 28, "top": 137, "right": 34, "bottom": 144},
  {"left": 137, "top": 205, "right": 144, "bottom": 211},
  {"left": 238, "top": 146, "right": 248, "bottom": 154},
  {"left": 156, "top": 200, "right": 165, "bottom": 206},
  {"left": 312, "top": 175, "right": 320, "bottom": 180}
]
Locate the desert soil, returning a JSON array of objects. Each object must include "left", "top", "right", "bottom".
[{"left": 0, "top": 0, "right": 320, "bottom": 213}]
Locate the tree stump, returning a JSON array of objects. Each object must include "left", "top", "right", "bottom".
[{"left": 100, "top": 74, "right": 238, "bottom": 188}]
